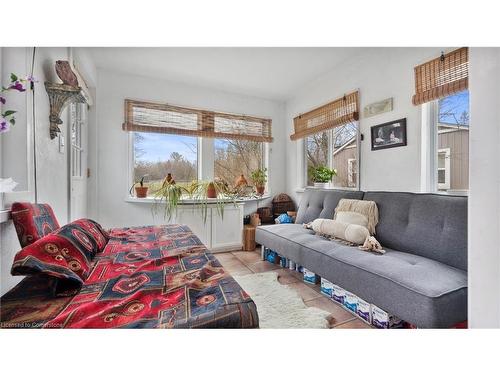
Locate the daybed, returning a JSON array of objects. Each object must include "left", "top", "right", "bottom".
[
  {"left": 1, "top": 203, "right": 258, "bottom": 328},
  {"left": 256, "top": 188, "right": 468, "bottom": 328}
]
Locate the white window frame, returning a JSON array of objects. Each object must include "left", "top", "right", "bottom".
[
  {"left": 302, "top": 122, "right": 360, "bottom": 190},
  {"left": 437, "top": 148, "right": 451, "bottom": 190},
  {"left": 128, "top": 133, "right": 269, "bottom": 196},
  {"left": 70, "top": 103, "right": 84, "bottom": 179},
  {"left": 423, "top": 94, "right": 469, "bottom": 195}
]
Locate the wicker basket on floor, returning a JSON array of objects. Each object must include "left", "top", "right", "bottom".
[{"left": 272, "top": 193, "right": 295, "bottom": 217}]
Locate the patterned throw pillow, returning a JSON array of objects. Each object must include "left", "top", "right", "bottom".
[
  {"left": 11, "top": 219, "right": 108, "bottom": 294},
  {"left": 11, "top": 202, "right": 60, "bottom": 248},
  {"left": 70, "top": 218, "right": 109, "bottom": 253}
]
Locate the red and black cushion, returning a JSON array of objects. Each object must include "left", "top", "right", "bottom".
[
  {"left": 11, "top": 202, "right": 60, "bottom": 248},
  {"left": 70, "top": 219, "right": 109, "bottom": 253},
  {"left": 11, "top": 219, "right": 108, "bottom": 294}
]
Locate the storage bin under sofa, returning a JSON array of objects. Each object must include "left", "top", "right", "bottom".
[{"left": 255, "top": 188, "right": 467, "bottom": 328}]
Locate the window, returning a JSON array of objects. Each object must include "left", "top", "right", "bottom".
[
  {"left": 126, "top": 100, "right": 271, "bottom": 197},
  {"left": 332, "top": 122, "right": 358, "bottom": 188},
  {"left": 304, "top": 122, "right": 359, "bottom": 188},
  {"left": 305, "top": 132, "right": 329, "bottom": 186},
  {"left": 214, "top": 139, "right": 264, "bottom": 186},
  {"left": 70, "top": 103, "right": 85, "bottom": 178},
  {"left": 433, "top": 90, "right": 469, "bottom": 193},
  {"left": 132, "top": 133, "right": 198, "bottom": 193}
]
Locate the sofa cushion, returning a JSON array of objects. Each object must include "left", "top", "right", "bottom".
[
  {"left": 256, "top": 224, "right": 467, "bottom": 327},
  {"left": 295, "top": 188, "right": 364, "bottom": 224},
  {"left": 11, "top": 202, "right": 60, "bottom": 248},
  {"left": 363, "top": 192, "right": 467, "bottom": 271}
]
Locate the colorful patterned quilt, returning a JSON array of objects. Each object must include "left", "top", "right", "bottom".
[{"left": 1, "top": 225, "right": 259, "bottom": 328}]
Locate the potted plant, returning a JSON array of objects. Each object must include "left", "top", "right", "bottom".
[
  {"left": 250, "top": 168, "right": 267, "bottom": 195},
  {"left": 309, "top": 166, "right": 336, "bottom": 188},
  {"left": 130, "top": 176, "right": 149, "bottom": 198},
  {"left": 188, "top": 178, "right": 234, "bottom": 222},
  {"left": 152, "top": 178, "right": 187, "bottom": 220}
]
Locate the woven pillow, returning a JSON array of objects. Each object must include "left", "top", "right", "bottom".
[
  {"left": 335, "top": 211, "right": 368, "bottom": 228},
  {"left": 11, "top": 202, "right": 60, "bottom": 248},
  {"left": 71, "top": 218, "right": 109, "bottom": 253},
  {"left": 11, "top": 220, "right": 104, "bottom": 294},
  {"left": 334, "top": 199, "right": 379, "bottom": 235},
  {"left": 310, "top": 218, "right": 369, "bottom": 245}
]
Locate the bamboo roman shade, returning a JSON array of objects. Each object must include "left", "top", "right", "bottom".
[
  {"left": 412, "top": 47, "right": 469, "bottom": 105},
  {"left": 290, "top": 91, "right": 359, "bottom": 141},
  {"left": 123, "top": 100, "right": 273, "bottom": 142}
]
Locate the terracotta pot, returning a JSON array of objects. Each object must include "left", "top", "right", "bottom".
[
  {"left": 135, "top": 186, "right": 149, "bottom": 198},
  {"left": 162, "top": 173, "right": 175, "bottom": 186},
  {"left": 235, "top": 174, "right": 248, "bottom": 188},
  {"left": 207, "top": 184, "right": 217, "bottom": 198},
  {"left": 256, "top": 185, "right": 265, "bottom": 195}
]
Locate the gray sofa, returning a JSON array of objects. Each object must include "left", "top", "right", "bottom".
[{"left": 256, "top": 188, "right": 467, "bottom": 328}]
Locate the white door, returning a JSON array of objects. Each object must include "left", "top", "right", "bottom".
[{"left": 69, "top": 103, "right": 88, "bottom": 221}]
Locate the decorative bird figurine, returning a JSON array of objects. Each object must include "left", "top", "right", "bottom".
[{"left": 55, "top": 60, "right": 79, "bottom": 87}]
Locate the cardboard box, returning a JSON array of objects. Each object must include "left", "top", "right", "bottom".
[
  {"left": 343, "top": 291, "right": 358, "bottom": 313},
  {"left": 331, "top": 284, "right": 346, "bottom": 304},
  {"left": 356, "top": 297, "right": 371, "bottom": 323},
  {"left": 320, "top": 278, "right": 334, "bottom": 297},
  {"left": 303, "top": 268, "right": 319, "bottom": 284},
  {"left": 371, "top": 305, "right": 403, "bottom": 329}
]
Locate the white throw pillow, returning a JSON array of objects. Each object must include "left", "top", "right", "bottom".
[
  {"left": 335, "top": 211, "right": 368, "bottom": 229},
  {"left": 311, "top": 218, "right": 369, "bottom": 245}
]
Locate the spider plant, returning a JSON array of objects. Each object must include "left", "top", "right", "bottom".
[
  {"left": 188, "top": 179, "right": 235, "bottom": 222},
  {"left": 152, "top": 180, "right": 188, "bottom": 221}
]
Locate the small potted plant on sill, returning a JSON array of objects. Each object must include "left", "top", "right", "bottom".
[
  {"left": 130, "top": 176, "right": 149, "bottom": 198},
  {"left": 309, "top": 166, "right": 336, "bottom": 188},
  {"left": 250, "top": 168, "right": 267, "bottom": 196}
]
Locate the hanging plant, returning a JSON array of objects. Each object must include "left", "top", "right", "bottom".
[{"left": 0, "top": 73, "right": 36, "bottom": 134}]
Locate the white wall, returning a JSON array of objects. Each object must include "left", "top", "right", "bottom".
[
  {"left": 0, "top": 47, "right": 96, "bottom": 295},
  {"left": 284, "top": 47, "right": 446, "bottom": 201},
  {"left": 468, "top": 47, "right": 500, "bottom": 328},
  {"left": 90, "top": 69, "right": 286, "bottom": 228}
]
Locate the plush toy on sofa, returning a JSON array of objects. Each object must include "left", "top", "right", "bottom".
[{"left": 303, "top": 218, "right": 384, "bottom": 254}]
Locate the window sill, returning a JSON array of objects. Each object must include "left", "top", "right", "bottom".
[
  {"left": 296, "top": 186, "right": 360, "bottom": 193},
  {"left": 125, "top": 194, "right": 271, "bottom": 205}
]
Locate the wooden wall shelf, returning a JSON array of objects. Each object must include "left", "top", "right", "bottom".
[{"left": 44, "top": 82, "right": 87, "bottom": 139}]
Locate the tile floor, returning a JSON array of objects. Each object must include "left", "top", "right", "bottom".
[{"left": 214, "top": 249, "right": 372, "bottom": 329}]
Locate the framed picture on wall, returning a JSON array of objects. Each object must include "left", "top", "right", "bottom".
[{"left": 370, "top": 118, "right": 407, "bottom": 151}]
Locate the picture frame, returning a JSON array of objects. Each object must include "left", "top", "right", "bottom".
[
  {"left": 363, "top": 97, "right": 393, "bottom": 118},
  {"left": 370, "top": 118, "right": 407, "bottom": 151}
]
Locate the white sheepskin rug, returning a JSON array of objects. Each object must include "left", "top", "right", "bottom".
[{"left": 233, "top": 272, "right": 330, "bottom": 329}]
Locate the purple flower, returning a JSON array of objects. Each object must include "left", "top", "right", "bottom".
[
  {"left": 0, "top": 96, "right": 5, "bottom": 105},
  {"left": 25, "top": 75, "right": 38, "bottom": 83},
  {"left": 9, "top": 81, "right": 25, "bottom": 92},
  {"left": 0, "top": 119, "right": 10, "bottom": 133}
]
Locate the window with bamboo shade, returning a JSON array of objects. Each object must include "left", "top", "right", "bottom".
[
  {"left": 123, "top": 99, "right": 273, "bottom": 142},
  {"left": 290, "top": 91, "right": 359, "bottom": 140},
  {"left": 412, "top": 47, "right": 469, "bottom": 105}
]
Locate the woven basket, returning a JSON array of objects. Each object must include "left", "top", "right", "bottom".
[
  {"left": 257, "top": 207, "right": 274, "bottom": 224},
  {"left": 272, "top": 193, "right": 295, "bottom": 217}
]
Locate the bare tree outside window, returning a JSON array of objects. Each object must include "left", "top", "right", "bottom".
[
  {"left": 214, "top": 139, "right": 263, "bottom": 186},
  {"left": 133, "top": 133, "right": 197, "bottom": 194},
  {"left": 332, "top": 122, "right": 358, "bottom": 188},
  {"left": 305, "top": 132, "right": 329, "bottom": 185},
  {"left": 436, "top": 91, "right": 469, "bottom": 192}
]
